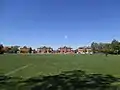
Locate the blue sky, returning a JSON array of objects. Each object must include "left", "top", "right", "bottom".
[{"left": 0, "top": 0, "right": 120, "bottom": 49}]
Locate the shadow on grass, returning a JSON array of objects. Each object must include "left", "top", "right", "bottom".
[{"left": 0, "top": 70, "right": 120, "bottom": 90}]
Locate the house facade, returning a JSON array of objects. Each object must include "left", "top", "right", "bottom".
[
  {"left": 20, "top": 46, "right": 30, "bottom": 53},
  {"left": 4, "top": 46, "right": 11, "bottom": 53},
  {"left": 77, "top": 47, "right": 93, "bottom": 54},
  {"left": 37, "top": 46, "right": 53, "bottom": 54},
  {"left": 58, "top": 46, "right": 74, "bottom": 54},
  {"left": 77, "top": 47, "right": 86, "bottom": 54},
  {"left": 86, "top": 47, "right": 93, "bottom": 54},
  {"left": 52, "top": 50, "right": 60, "bottom": 54}
]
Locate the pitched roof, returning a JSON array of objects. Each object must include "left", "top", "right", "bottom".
[
  {"left": 78, "top": 47, "right": 85, "bottom": 49},
  {"left": 37, "top": 46, "right": 53, "bottom": 49},
  {"left": 86, "top": 47, "right": 92, "bottom": 49},
  {"left": 58, "top": 46, "right": 72, "bottom": 49}
]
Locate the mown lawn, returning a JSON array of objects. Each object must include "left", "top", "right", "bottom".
[{"left": 0, "top": 54, "right": 120, "bottom": 78}]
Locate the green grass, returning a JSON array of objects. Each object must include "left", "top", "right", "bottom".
[{"left": 0, "top": 54, "right": 120, "bottom": 78}]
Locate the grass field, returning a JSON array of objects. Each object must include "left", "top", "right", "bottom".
[{"left": 0, "top": 54, "right": 120, "bottom": 78}]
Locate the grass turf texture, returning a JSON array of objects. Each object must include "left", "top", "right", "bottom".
[{"left": 0, "top": 54, "right": 120, "bottom": 78}]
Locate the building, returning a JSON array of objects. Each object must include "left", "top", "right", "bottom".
[
  {"left": 4, "top": 46, "right": 11, "bottom": 53},
  {"left": 20, "top": 46, "right": 30, "bottom": 53},
  {"left": 77, "top": 47, "right": 93, "bottom": 54},
  {"left": 58, "top": 46, "right": 73, "bottom": 54},
  {"left": 86, "top": 47, "right": 93, "bottom": 54},
  {"left": 37, "top": 46, "right": 53, "bottom": 54},
  {"left": 4, "top": 46, "right": 20, "bottom": 53},
  {"left": 52, "top": 50, "right": 60, "bottom": 54},
  {"left": 77, "top": 47, "right": 86, "bottom": 54}
]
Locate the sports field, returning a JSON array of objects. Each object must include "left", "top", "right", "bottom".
[{"left": 0, "top": 54, "right": 120, "bottom": 78}]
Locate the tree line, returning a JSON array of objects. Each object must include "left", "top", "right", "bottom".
[
  {"left": 91, "top": 39, "right": 120, "bottom": 55},
  {"left": 0, "top": 39, "right": 120, "bottom": 55}
]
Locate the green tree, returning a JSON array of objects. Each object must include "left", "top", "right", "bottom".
[
  {"left": 32, "top": 49, "right": 36, "bottom": 53},
  {"left": 29, "top": 47, "right": 32, "bottom": 53},
  {"left": 102, "top": 43, "right": 110, "bottom": 53},
  {"left": 91, "top": 40, "right": 120, "bottom": 55},
  {"left": 91, "top": 42, "right": 99, "bottom": 53},
  {"left": 0, "top": 44, "right": 4, "bottom": 54},
  {"left": 11, "top": 46, "right": 20, "bottom": 53},
  {"left": 98, "top": 43, "right": 104, "bottom": 52},
  {"left": 111, "top": 39, "right": 120, "bottom": 54}
]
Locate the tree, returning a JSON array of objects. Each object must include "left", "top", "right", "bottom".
[
  {"left": 91, "top": 40, "right": 120, "bottom": 55},
  {"left": 111, "top": 39, "right": 120, "bottom": 54},
  {"left": 11, "top": 46, "right": 20, "bottom": 53},
  {"left": 29, "top": 47, "right": 32, "bottom": 53},
  {"left": 32, "top": 49, "right": 36, "bottom": 53},
  {"left": 0, "top": 44, "right": 4, "bottom": 54},
  {"left": 91, "top": 42, "right": 99, "bottom": 53},
  {"left": 102, "top": 43, "right": 110, "bottom": 54}
]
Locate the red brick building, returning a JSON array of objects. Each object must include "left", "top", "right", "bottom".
[{"left": 58, "top": 46, "right": 73, "bottom": 54}]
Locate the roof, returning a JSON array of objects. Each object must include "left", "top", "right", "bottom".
[
  {"left": 37, "top": 46, "right": 53, "bottom": 49},
  {"left": 20, "top": 48, "right": 30, "bottom": 49},
  {"left": 78, "top": 47, "right": 85, "bottom": 49},
  {"left": 58, "top": 46, "right": 72, "bottom": 49},
  {"left": 4, "top": 46, "right": 11, "bottom": 48},
  {"left": 78, "top": 46, "right": 91, "bottom": 49},
  {"left": 86, "top": 47, "right": 92, "bottom": 49},
  {"left": 85, "top": 46, "right": 92, "bottom": 49}
]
